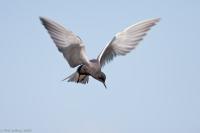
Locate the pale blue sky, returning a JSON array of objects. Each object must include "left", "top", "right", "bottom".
[{"left": 0, "top": 0, "right": 200, "bottom": 133}]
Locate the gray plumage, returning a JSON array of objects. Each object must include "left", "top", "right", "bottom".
[{"left": 40, "top": 17, "right": 160, "bottom": 88}]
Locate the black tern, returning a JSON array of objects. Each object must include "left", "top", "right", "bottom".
[{"left": 40, "top": 17, "right": 160, "bottom": 88}]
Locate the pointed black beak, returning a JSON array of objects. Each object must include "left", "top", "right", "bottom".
[{"left": 103, "top": 82, "right": 107, "bottom": 89}]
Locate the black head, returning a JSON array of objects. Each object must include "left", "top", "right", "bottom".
[{"left": 97, "top": 72, "right": 107, "bottom": 88}]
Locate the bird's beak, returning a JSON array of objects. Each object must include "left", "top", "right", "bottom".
[{"left": 103, "top": 82, "right": 107, "bottom": 89}]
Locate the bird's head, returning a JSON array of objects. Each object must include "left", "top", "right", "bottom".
[{"left": 96, "top": 72, "right": 107, "bottom": 88}]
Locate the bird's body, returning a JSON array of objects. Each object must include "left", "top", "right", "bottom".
[
  {"left": 40, "top": 17, "right": 160, "bottom": 88},
  {"left": 87, "top": 59, "right": 101, "bottom": 75},
  {"left": 70, "top": 59, "right": 106, "bottom": 87}
]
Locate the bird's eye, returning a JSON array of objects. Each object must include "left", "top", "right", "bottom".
[{"left": 99, "top": 77, "right": 104, "bottom": 81}]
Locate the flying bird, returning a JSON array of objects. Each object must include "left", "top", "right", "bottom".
[{"left": 40, "top": 17, "right": 160, "bottom": 88}]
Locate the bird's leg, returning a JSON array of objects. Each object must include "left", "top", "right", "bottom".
[
  {"left": 77, "top": 74, "right": 80, "bottom": 83},
  {"left": 76, "top": 65, "right": 83, "bottom": 83},
  {"left": 76, "top": 65, "right": 89, "bottom": 83}
]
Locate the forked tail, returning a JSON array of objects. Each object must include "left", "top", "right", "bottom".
[{"left": 62, "top": 72, "right": 89, "bottom": 84}]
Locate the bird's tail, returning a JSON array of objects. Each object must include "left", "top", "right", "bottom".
[{"left": 62, "top": 72, "right": 89, "bottom": 84}]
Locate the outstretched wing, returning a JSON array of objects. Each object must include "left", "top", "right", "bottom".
[
  {"left": 97, "top": 18, "right": 160, "bottom": 67},
  {"left": 40, "top": 17, "right": 89, "bottom": 68}
]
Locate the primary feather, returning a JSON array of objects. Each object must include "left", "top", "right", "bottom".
[
  {"left": 40, "top": 17, "right": 89, "bottom": 68},
  {"left": 97, "top": 18, "right": 160, "bottom": 67}
]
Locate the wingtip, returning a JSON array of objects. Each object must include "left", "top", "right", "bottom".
[
  {"left": 39, "top": 16, "right": 46, "bottom": 24},
  {"left": 148, "top": 17, "right": 161, "bottom": 25},
  {"left": 155, "top": 17, "right": 161, "bottom": 22},
  {"left": 39, "top": 16, "right": 52, "bottom": 24},
  {"left": 152, "top": 18, "right": 161, "bottom": 23},
  {"left": 147, "top": 17, "right": 161, "bottom": 23},
  {"left": 39, "top": 16, "right": 44, "bottom": 20}
]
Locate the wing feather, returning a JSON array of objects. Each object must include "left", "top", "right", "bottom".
[
  {"left": 40, "top": 17, "right": 89, "bottom": 68},
  {"left": 97, "top": 18, "right": 160, "bottom": 67}
]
